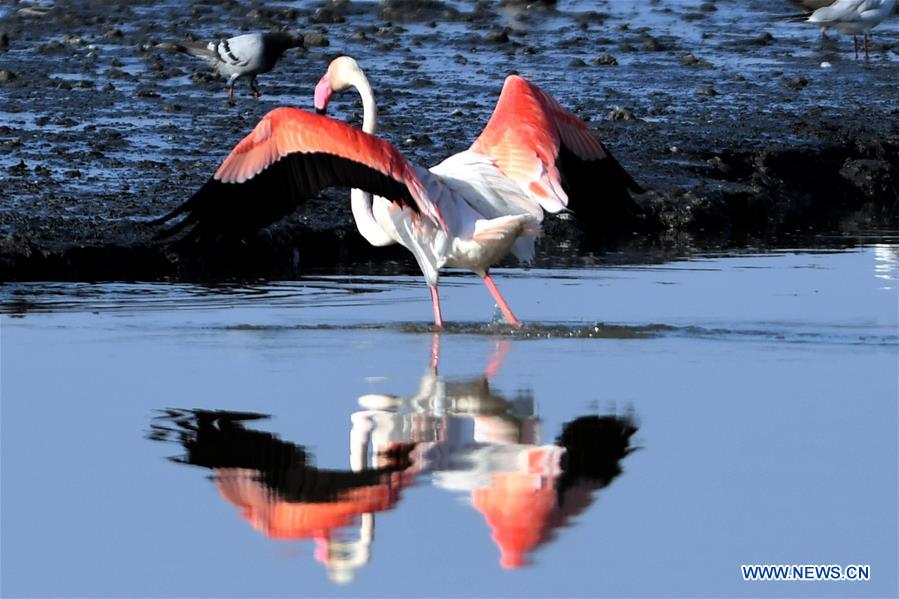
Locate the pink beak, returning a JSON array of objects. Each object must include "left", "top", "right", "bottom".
[{"left": 313, "top": 73, "right": 332, "bottom": 115}]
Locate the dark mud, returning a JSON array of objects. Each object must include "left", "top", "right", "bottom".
[{"left": 0, "top": 0, "right": 897, "bottom": 281}]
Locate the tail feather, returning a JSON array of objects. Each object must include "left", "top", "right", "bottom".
[
  {"left": 776, "top": 12, "right": 812, "bottom": 21},
  {"left": 472, "top": 214, "right": 536, "bottom": 244},
  {"left": 156, "top": 40, "right": 216, "bottom": 60},
  {"left": 471, "top": 214, "right": 538, "bottom": 264}
]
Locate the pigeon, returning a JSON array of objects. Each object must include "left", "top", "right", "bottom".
[
  {"left": 167, "top": 31, "right": 304, "bottom": 98},
  {"left": 791, "top": 0, "right": 898, "bottom": 58}
]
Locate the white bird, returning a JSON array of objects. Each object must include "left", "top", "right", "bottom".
[
  {"left": 801, "top": 0, "right": 897, "bottom": 58},
  {"left": 166, "top": 31, "right": 304, "bottom": 98}
]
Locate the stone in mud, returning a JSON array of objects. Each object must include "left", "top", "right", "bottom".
[
  {"left": 311, "top": 7, "right": 346, "bottom": 24},
  {"left": 593, "top": 53, "right": 618, "bottom": 66},
  {"left": 783, "top": 76, "right": 809, "bottom": 90},
  {"left": 7, "top": 161, "right": 28, "bottom": 175},
  {"left": 696, "top": 86, "right": 718, "bottom": 96},
  {"left": 641, "top": 34, "right": 675, "bottom": 52},
  {"left": 134, "top": 85, "right": 161, "bottom": 98},
  {"left": 402, "top": 133, "right": 433, "bottom": 146},
  {"left": 303, "top": 31, "right": 329, "bottom": 47},
  {"left": 681, "top": 52, "right": 711, "bottom": 68},
  {"left": 190, "top": 70, "right": 218, "bottom": 84},
  {"left": 106, "top": 68, "right": 134, "bottom": 80},
  {"left": 607, "top": 107, "right": 636, "bottom": 121},
  {"left": 485, "top": 29, "right": 510, "bottom": 43},
  {"left": 0, "top": 69, "right": 15, "bottom": 83},
  {"left": 380, "top": 0, "right": 460, "bottom": 22},
  {"left": 751, "top": 32, "right": 775, "bottom": 46},
  {"left": 576, "top": 11, "right": 610, "bottom": 24}
]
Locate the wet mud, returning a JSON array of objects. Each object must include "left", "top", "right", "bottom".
[{"left": 0, "top": 0, "right": 897, "bottom": 281}]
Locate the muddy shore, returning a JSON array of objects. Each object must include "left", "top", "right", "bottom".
[{"left": 1, "top": 0, "right": 897, "bottom": 281}]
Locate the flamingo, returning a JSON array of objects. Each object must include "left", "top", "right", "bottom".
[{"left": 154, "top": 57, "right": 642, "bottom": 327}]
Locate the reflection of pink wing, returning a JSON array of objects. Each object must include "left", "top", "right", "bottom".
[
  {"left": 213, "top": 467, "right": 404, "bottom": 540},
  {"left": 470, "top": 447, "right": 565, "bottom": 569},
  {"left": 473, "top": 471, "right": 557, "bottom": 569}
]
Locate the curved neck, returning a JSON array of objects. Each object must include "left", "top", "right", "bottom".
[
  {"left": 345, "top": 67, "right": 393, "bottom": 246},
  {"left": 356, "top": 75, "right": 377, "bottom": 136}
]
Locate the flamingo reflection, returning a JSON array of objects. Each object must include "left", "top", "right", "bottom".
[
  {"left": 150, "top": 339, "right": 637, "bottom": 582},
  {"left": 148, "top": 409, "right": 413, "bottom": 583}
]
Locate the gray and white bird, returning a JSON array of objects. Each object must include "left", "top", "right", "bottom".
[
  {"left": 167, "top": 31, "right": 304, "bottom": 98},
  {"left": 795, "top": 0, "right": 897, "bottom": 58}
]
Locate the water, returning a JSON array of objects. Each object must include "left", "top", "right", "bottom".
[{"left": 2, "top": 245, "right": 897, "bottom": 597}]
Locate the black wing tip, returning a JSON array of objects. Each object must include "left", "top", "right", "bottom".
[
  {"left": 779, "top": 12, "right": 812, "bottom": 21},
  {"left": 149, "top": 203, "right": 196, "bottom": 242},
  {"left": 151, "top": 151, "right": 420, "bottom": 245}
]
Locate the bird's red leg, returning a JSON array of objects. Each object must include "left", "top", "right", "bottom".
[
  {"left": 429, "top": 333, "right": 441, "bottom": 371},
  {"left": 864, "top": 33, "right": 870, "bottom": 60},
  {"left": 429, "top": 286, "right": 444, "bottom": 329},
  {"left": 482, "top": 274, "right": 521, "bottom": 328},
  {"left": 227, "top": 84, "right": 234, "bottom": 99}
]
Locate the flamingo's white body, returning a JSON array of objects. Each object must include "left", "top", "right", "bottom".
[
  {"left": 350, "top": 152, "right": 539, "bottom": 326},
  {"left": 156, "top": 56, "right": 641, "bottom": 327}
]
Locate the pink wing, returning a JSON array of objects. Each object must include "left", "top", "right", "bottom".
[
  {"left": 155, "top": 107, "right": 445, "bottom": 242},
  {"left": 470, "top": 76, "right": 642, "bottom": 222}
]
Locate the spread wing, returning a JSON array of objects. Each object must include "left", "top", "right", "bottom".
[
  {"left": 470, "top": 75, "right": 643, "bottom": 225},
  {"left": 154, "top": 107, "right": 445, "bottom": 242}
]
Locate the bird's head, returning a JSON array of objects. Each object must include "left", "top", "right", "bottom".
[
  {"left": 314, "top": 56, "right": 366, "bottom": 115},
  {"left": 268, "top": 30, "right": 305, "bottom": 51}
]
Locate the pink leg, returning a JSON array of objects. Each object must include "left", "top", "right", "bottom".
[
  {"left": 429, "top": 333, "right": 441, "bottom": 371},
  {"left": 864, "top": 33, "right": 870, "bottom": 60},
  {"left": 482, "top": 274, "right": 521, "bottom": 328},
  {"left": 429, "top": 286, "right": 443, "bottom": 329}
]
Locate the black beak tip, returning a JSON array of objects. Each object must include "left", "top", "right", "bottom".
[{"left": 315, "top": 107, "right": 327, "bottom": 115}]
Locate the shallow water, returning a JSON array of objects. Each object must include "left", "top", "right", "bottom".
[{"left": 2, "top": 245, "right": 897, "bottom": 597}]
